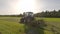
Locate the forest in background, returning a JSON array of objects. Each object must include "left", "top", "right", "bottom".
[{"left": 34, "top": 10, "right": 60, "bottom": 18}]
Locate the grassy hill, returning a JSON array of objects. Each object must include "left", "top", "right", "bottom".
[{"left": 0, "top": 17, "right": 60, "bottom": 34}]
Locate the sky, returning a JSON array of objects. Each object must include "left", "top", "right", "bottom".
[{"left": 0, "top": 0, "right": 60, "bottom": 15}]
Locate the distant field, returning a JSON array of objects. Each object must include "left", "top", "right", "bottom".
[
  {"left": 36, "top": 17, "right": 60, "bottom": 22},
  {"left": 44, "top": 18, "right": 60, "bottom": 22},
  {"left": 0, "top": 17, "right": 60, "bottom": 34}
]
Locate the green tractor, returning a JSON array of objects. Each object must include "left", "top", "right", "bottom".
[{"left": 20, "top": 12, "right": 35, "bottom": 24}]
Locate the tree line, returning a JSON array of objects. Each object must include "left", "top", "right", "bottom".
[
  {"left": 0, "top": 14, "right": 23, "bottom": 17},
  {"left": 0, "top": 10, "right": 60, "bottom": 18},
  {"left": 34, "top": 10, "right": 60, "bottom": 18}
]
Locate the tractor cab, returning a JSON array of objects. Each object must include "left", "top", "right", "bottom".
[{"left": 23, "top": 12, "right": 33, "bottom": 17}]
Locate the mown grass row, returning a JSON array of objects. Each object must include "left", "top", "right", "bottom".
[{"left": 36, "top": 17, "right": 60, "bottom": 34}]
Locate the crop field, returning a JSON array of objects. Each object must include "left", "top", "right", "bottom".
[{"left": 0, "top": 17, "right": 60, "bottom": 34}]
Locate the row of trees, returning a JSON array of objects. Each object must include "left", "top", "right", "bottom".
[
  {"left": 0, "top": 10, "right": 60, "bottom": 18},
  {"left": 0, "top": 14, "right": 23, "bottom": 17},
  {"left": 34, "top": 10, "right": 60, "bottom": 18}
]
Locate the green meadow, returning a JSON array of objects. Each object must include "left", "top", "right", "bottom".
[
  {"left": 0, "top": 17, "right": 25, "bottom": 34},
  {"left": 0, "top": 17, "right": 60, "bottom": 34}
]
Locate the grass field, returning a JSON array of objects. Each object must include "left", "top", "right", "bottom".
[
  {"left": 0, "top": 17, "right": 60, "bottom": 34},
  {"left": 36, "top": 17, "right": 60, "bottom": 34},
  {"left": 0, "top": 17, "right": 25, "bottom": 34}
]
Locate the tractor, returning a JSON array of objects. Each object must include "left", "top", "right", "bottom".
[
  {"left": 20, "top": 12, "right": 35, "bottom": 24},
  {"left": 19, "top": 12, "right": 47, "bottom": 34}
]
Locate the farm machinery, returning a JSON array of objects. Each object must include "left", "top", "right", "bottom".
[
  {"left": 19, "top": 12, "right": 46, "bottom": 34},
  {"left": 19, "top": 12, "right": 46, "bottom": 27}
]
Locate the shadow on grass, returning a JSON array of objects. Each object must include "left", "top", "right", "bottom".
[{"left": 20, "top": 19, "right": 47, "bottom": 34}]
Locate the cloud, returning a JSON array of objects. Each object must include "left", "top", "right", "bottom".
[
  {"left": 0, "top": 0, "right": 19, "bottom": 15},
  {"left": 40, "top": 0, "right": 60, "bottom": 11},
  {"left": 0, "top": 0, "right": 60, "bottom": 15}
]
